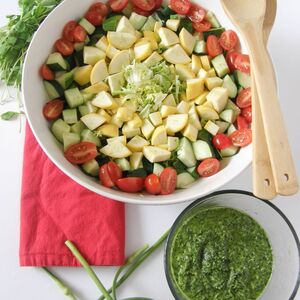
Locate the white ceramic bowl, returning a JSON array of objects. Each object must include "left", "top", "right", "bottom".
[{"left": 22, "top": 0, "right": 252, "bottom": 205}]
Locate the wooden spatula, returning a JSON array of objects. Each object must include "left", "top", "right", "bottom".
[{"left": 221, "top": 0, "right": 299, "bottom": 196}]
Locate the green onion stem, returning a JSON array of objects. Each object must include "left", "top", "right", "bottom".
[
  {"left": 42, "top": 267, "right": 77, "bottom": 300},
  {"left": 98, "top": 229, "right": 170, "bottom": 300},
  {"left": 65, "top": 240, "right": 113, "bottom": 300}
]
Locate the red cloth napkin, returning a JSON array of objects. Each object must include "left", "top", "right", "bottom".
[{"left": 20, "top": 124, "right": 125, "bottom": 267}]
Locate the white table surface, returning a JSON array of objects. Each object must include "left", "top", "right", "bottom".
[{"left": 0, "top": 1, "right": 299, "bottom": 299}]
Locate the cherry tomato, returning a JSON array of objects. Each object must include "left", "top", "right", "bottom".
[
  {"left": 116, "top": 177, "right": 144, "bottom": 193},
  {"left": 212, "top": 133, "right": 232, "bottom": 150},
  {"left": 108, "top": 0, "right": 129, "bottom": 11},
  {"left": 197, "top": 158, "right": 220, "bottom": 177},
  {"left": 99, "top": 164, "right": 115, "bottom": 188},
  {"left": 54, "top": 38, "right": 74, "bottom": 56},
  {"left": 132, "top": 0, "right": 155, "bottom": 11},
  {"left": 219, "top": 30, "right": 239, "bottom": 51},
  {"left": 40, "top": 64, "right": 55, "bottom": 80},
  {"left": 230, "top": 128, "right": 252, "bottom": 147},
  {"left": 226, "top": 51, "right": 239, "bottom": 72},
  {"left": 132, "top": 5, "right": 152, "bottom": 16},
  {"left": 234, "top": 53, "right": 250, "bottom": 74},
  {"left": 85, "top": 10, "right": 104, "bottom": 26},
  {"left": 206, "top": 35, "right": 223, "bottom": 58},
  {"left": 169, "top": 0, "right": 191, "bottom": 15},
  {"left": 154, "top": 0, "right": 163, "bottom": 9},
  {"left": 65, "top": 142, "right": 98, "bottom": 164},
  {"left": 73, "top": 25, "right": 87, "bottom": 42},
  {"left": 62, "top": 20, "right": 77, "bottom": 42},
  {"left": 193, "top": 20, "right": 211, "bottom": 32},
  {"left": 236, "top": 115, "right": 249, "bottom": 130},
  {"left": 188, "top": 4, "right": 206, "bottom": 23},
  {"left": 236, "top": 88, "right": 252, "bottom": 108},
  {"left": 160, "top": 167, "right": 177, "bottom": 195},
  {"left": 89, "top": 2, "right": 109, "bottom": 17},
  {"left": 145, "top": 174, "right": 161, "bottom": 195},
  {"left": 107, "top": 161, "right": 122, "bottom": 184},
  {"left": 43, "top": 99, "right": 64, "bottom": 121},
  {"left": 241, "top": 106, "right": 252, "bottom": 123}
]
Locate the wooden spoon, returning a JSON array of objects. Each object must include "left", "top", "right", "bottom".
[
  {"left": 221, "top": 0, "right": 299, "bottom": 196},
  {"left": 252, "top": 0, "right": 277, "bottom": 200}
]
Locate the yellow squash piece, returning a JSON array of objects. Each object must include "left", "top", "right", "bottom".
[
  {"left": 168, "top": 136, "right": 179, "bottom": 151},
  {"left": 101, "top": 142, "right": 132, "bottom": 158},
  {"left": 177, "top": 101, "right": 190, "bottom": 114},
  {"left": 116, "top": 16, "right": 136, "bottom": 34},
  {"left": 109, "top": 50, "right": 130, "bottom": 74},
  {"left": 96, "top": 124, "right": 119, "bottom": 137},
  {"left": 80, "top": 113, "right": 106, "bottom": 130},
  {"left": 206, "top": 87, "right": 229, "bottom": 113},
  {"left": 95, "top": 36, "right": 108, "bottom": 52},
  {"left": 186, "top": 78, "right": 205, "bottom": 100},
  {"left": 165, "top": 114, "right": 188, "bottom": 134},
  {"left": 81, "top": 82, "right": 109, "bottom": 94},
  {"left": 143, "top": 146, "right": 171, "bottom": 163},
  {"left": 92, "top": 91, "right": 118, "bottom": 109},
  {"left": 122, "top": 123, "right": 141, "bottom": 138},
  {"left": 196, "top": 105, "right": 219, "bottom": 120},
  {"left": 74, "top": 65, "right": 93, "bottom": 86},
  {"left": 98, "top": 109, "right": 112, "bottom": 123},
  {"left": 160, "top": 105, "right": 178, "bottom": 118},
  {"left": 166, "top": 19, "right": 180, "bottom": 32},
  {"left": 163, "top": 44, "right": 191, "bottom": 65},
  {"left": 158, "top": 27, "right": 179, "bottom": 47},
  {"left": 134, "top": 42, "right": 152, "bottom": 61},
  {"left": 179, "top": 28, "right": 196, "bottom": 55},
  {"left": 107, "top": 72, "right": 125, "bottom": 96},
  {"left": 200, "top": 55, "right": 211, "bottom": 71},
  {"left": 151, "top": 125, "right": 168, "bottom": 146},
  {"left": 107, "top": 31, "right": 137, "bottom": 50},
  {"left": 189, "top": 112, "right": 202, "bottom": 130},
  {"left": 205, "top": 77, "right": 223, "bottom": 91},
  {"left": 191, "top": 55, "right": 202, "bottom": 74},
  {"left": 143, "top": 51, "right": 163, "bottom": 66},
  {"left": 106, "top": 44, "right": 120, "bottom": 59},
  {"left": 83, "top": 46, "right": 106, "bottom": 65},
  {"left": 90, "top": 60, "right": 109, "bottom": 85},
  {"left": 127, "top": 136, "right": 150, "bottom": 152},
  {"left": 182, "top": 123, "right": 198, "bottom": 142},
  {"left": 127, "top": 113, "right": 143, "bottom": 128},
  {"left": 110, "top": 114, "right": 124, "bottom": 128},
  {"left": 130, "top": 152, "right": 143, "bottom": 169},
  {"left": 175, "top": 64, "right": 195, "bottom": 81},
  {"left": 116, "top": 107, "right": 134, "bottom": 122},
  {"left": 194, "top": 90, "right": 209, "bottom": 105},
  {"left": 107, "top": 135, "right": 127, "bottom": 145},
  {"left": 204, "top": 120, "right": 220, "bottom": 136},
  {"left": 163, "top": 94, "right": 177, "bottom": 107},
  {"left": 149, "top": 111, "right": 163, "bottom": 126},
  {"left": 141, "top": 119, "right": 155, "bottom": 140}
]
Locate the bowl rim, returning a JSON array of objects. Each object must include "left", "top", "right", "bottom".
[
  {"left": 22, "top": 0, "right": 252, "bottom": 205},
  {"left": 164, "top": 189, "right": 300, "bottom": 300}
]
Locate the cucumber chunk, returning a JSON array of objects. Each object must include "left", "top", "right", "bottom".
[
  {"left": 203, "top": 27, "right": 225, "bottom": 40},
  {"left": 82, "top": 159, "right": 99, "bottom": 177},
  {"left": 44, "top": 80, "right": 64, "bottom": 100},
  {"left": 79, "top": 18, "right": 96, "bottom": 35},
  {"left": 141, "top": 16, "right": 157, "bottom": 31},
  {"left": 177, "top": 137, "right": 197, "bottom": 168},
  {"left": 153, "top": 163, "right": 164, "bottom": 176},
  {"left": 211, "top": 54, "right": 229, "bottom": 78},
  {"left": 56, "top": 68, "right": 76, "bottom": 90},
  {"left": 205, "top": 11, "right": 221, "bottom": 28},
  {"left": 81, "top": 129, "right": 101, "bottom": 147},
  {"left": 192, "top": 140, "right": 213, "bottom": 160},
  {"left": 115, "top": 158, "right": 131, "bottom": 171},
  {"left": 129, "top": 12, "right": 147, "bottom": 30},
  {"left": 220, "top": 109, "right": 236, "bottom": 123},
  {"left": 127, "top": 168, "right": 147, "bottom": 177},
  {"left": 173, "top": 159, "right": 187, "bottom": 174},
  {"left": 51, "top": 119, "right": 70, "bottom": 143},
  {"left": 63, "top": 108, "right": 78, "bottom": 124},
  {"left": 223, "top": 75, "right": 238, "bottom": 98},
  {"left": 220, "top": 145, "right": 239, "bottom": 157},
  {"left": 176, "top": 172, "right": 195, "bottom": 188},
  {"left": 103, "top": 15, "right": 122, "bottom": 31},
  {"left": 234, "top": 70, "right": 251, "bottom": 88},
  {"left": 187, "top": 166, "right": 199, "bottom": 179},
  {"left": 194, "top": 40, "right": 207, "bottom": 54},
  {"left": 46, "top": 52, "right": 69, "bottom": 71},
  {"left": 70, "top": 120, "right": 86, "bottom": 134},
  {"left": 65, "top": 87, "right": 84, "bottom": 108},
  {"left": 74, "top": 42, "right": 85, "bottom": 52},
  {"left": 63, "top": 132, "right": 80, "bottom": 150}
]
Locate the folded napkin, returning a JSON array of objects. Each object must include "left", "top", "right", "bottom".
[{"left": 20, "top": 123, "right": 125, "bottom": 267}]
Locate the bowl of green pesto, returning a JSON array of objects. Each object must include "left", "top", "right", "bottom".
[{"left": 165, "top": 190, "right": 300, "bottom": 300}]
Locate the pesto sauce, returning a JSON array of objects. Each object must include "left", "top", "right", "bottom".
[{"left": 170, "top": 207, "right": 273, "bottom": 300}]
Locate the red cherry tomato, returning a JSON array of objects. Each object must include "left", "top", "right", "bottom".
[
  {"left": 188, "top": 4, "right": 206, "bottom": 23},
  {"left": 154, "top": 0, "right": 163, "bottom": 9},
  {"left": 193, "top": 20, "right": 211, "bottom": 32},
  {"left": 226, "top": 51, "right": 240, "bottom": 72},
  {"left": 236, "top": 115, "right": 249, "bottom": 130},
  {"left": 145, "top": 174, "right": 161, "bottom": 195},
  {"left": 89, "top": 2, "right": 109, "bottom": 17},
  {"left": 73, "top": 25, "right": 87, "bottom": 42},
  {"left": 54, "top": 38, "right": 74, "bottom": 56},
  {"left": 132, "top": 0, "right": 155, "bottom": 11},
  {"left": 236, "top": 88, "right": 252, "bottom": 108},
  {"left": 65, "top": 142, "right": 98, "bottom": 164},
  {"left": 234, "top": 54, "right": 250, "bottom": 74},
  {"left": 108, "top": 0, "right": 129, "bottom": 11},
  {"left": 197, "top": 158, "right": 220, "bottom": 177},
  {"left": 99, "top": 164, "right": 115, "bottom": 188},
  {"left": 206, "top": 35, "right": 223, "bottom": 58},
  {"left": 241, "top": 106, "right": 252, "bottom": 123},
  {"left": 43, "top": 99, "right": 64, "bottom": 121},
  {"left": 62, "top": 20, "right": 77, "bottom": 42},
  {"left": 219, "top": 30, "right": 239, "bottom": 51},
  {"left": 85, "top": 10, "right": 104, "bottom": 26},
  {"left": 132, "top": 5, "right": 152, "bottom": 16},
  {"left": 40, "top": 64, "right": 55, "bottom": 80},
  {"left": 107, "top": 161, "right": 122, "bottom": 184},
  {"left": 212, "top": 133, "right": 232, "bottom": 150},
  {"left": 160, "top": 167, "right": 177, "bottom": 195},
  {"left": 230, "top": 129, "right": 252, "bottom": 147},
  {"left": 116, "top": 177, "right": 144, "bottom": 193},
  {"left": 169, "top": 0, "right": 191, "bottom": 15}
]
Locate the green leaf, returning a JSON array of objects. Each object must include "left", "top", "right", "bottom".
[{"left": 1, "top": 111, "right": 20, "bottom": 120}]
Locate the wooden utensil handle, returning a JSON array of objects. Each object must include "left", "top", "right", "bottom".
[{"left": 244, "top": 25, "right": 299, "bottom": 196}]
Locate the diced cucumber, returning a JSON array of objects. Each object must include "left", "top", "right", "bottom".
[
  {"left": 56, "top": 69, "right": 76, "bottom": 90},
  {"left": 223, "top": 75, "right": 238, "bottom": 98},
  {"left": 177, "top": 137, "right": 197, "bottom": 168},
  {"left": 234, "top": 70, "right": 251, "bottom": 88},
  {"left": 204, "top": 120, "right": 220, "bottom": 136},
  {"left": 63, "top": 108, "right": 78, "bottom": 124},
  {"left": 70, "top": 120, "right": 86, "bottom": 134},
  {"left": 226, "top": 99, "right": 241, "bottom": 116},
  {"left": 81, "top": 129, "right": 101, "bottom": 147},
  {"left": 178, "top": 18, "right": 193, "bottom": 34},
  {"left": 211, "top": 54, "right": 229, "bottom": 78},
  {"left": 173, "top": 159, "right": 187, "bottom": 174},
  {"left": 79, "top": 18, "right": 95, "bottom": 35},
  {"left": 63, "top": 132, "right": 80, "bottom": 150},
  {"left": 187, "top": 166, "right": 199, "bottom": 179},
  {"left": 103, "top": 15, "right": 122, "bottom": 31},
  {"left": 153, "top": 163, "right": 164, "bottom": 176},
  {"left": 192, "top": 140, "right": 213, "bottom": 160},
  {"left": 141, "top": 16, "right": 156, "bottom": 31},
  {"left": 51, "top": 119, "right": 70, "bottom": 143},
  {"left": 127, "top": 168, "right": 147, "bottom": 177},
  {"left": 115, "top": 158, "right": 131, "bottom": 171},
  {"left": 176, "top": 172, "right": 195, "bottom": 188},
  {"left": 197, "top": 129, "right": 212, "bottom": 142},
  {"left": 216, "top": 121, "right": 230, "bottom": 133},
  {"left": 170, "top": 14, "right": 184, "bottom": 20},
  {"left": 220, "top": 109, "right": 236, "bottom": 123},
  {"left": 220, "top": 145, "right": 239, "bottom": 157},
  {"left": 129, "top": 12, "right": 147, "bottom": 30},
  {"left": 64, "top": 55, "right": 76, "bottom": 69},
  {"left": 203, "top": 27, "right": 225, "bottom": 40},
  {"left": 194, "top": 40, "right": 207, "bottom": 54},
  {"left": 78, "top": 101, "right": 97, "bottom": 117},
  {"left": 74, "top": 50, "right": 84, "bottom": 66},
  {"left": 227, "top": 123, "right": 237, "bottom": 135},
  {"left": 43, "top": 80, "right": 64, "bottom": 100},
  {"left": 74, "top": 42, "right": 85, "bottom": 52},
  {"left": 205, "top": 11, "right": 221, "bottom": 28},
  {"left": 160, "top": 6, "right": 175, "bottom": 17},
  {"left": 46, "top": 52, "right": 69, "bottom": 71},
  {"left": 65, "top": 87, "right": 84, "bottom": 108},
  {"left": 82, "top": 159, "right": 99, "bottom": 177},
  {"left": 142, "top": 157, "right": 154, "bottom": 173}
]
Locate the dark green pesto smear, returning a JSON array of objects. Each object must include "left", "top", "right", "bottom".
[{"left": 170, "top": 207, "right": 273, "bottom": 300}]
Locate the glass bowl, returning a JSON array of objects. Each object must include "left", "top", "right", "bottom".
[{"left": 165, "top": 190, "right": 300, "bottom": 300}]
